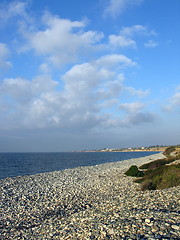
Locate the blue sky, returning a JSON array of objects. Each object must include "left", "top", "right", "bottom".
[{"left": 0, "top": 0, "right": 180, "bottom": 152}]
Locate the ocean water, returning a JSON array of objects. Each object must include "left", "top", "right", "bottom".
[{"left": 0, "top": 151, "right": 159, "bottom": 179}]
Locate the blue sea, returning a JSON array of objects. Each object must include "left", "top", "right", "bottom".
[{"left": 0, "top": 151, "right": 159, "bottom": 179}]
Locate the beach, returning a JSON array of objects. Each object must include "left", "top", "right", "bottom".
[{"left": 1, "top": 152, "right": 179, "bottom": 239}]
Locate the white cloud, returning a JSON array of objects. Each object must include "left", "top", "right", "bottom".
[
  {"left": 99, "top": 99, "right": 119, "bottom": 109},
  {"left": 61, "top": 56, "right": 126, "bottom": 115},
  {"left": 0, "top": 75, "right": 61, "bottom": 129},
  {"left": 120, "top": 25, "right": 156, "bottom": 37},
  {"left": 120, "top": 25, "right": 146, "bottom": 36},
  {"left": 171, "top": 92, "right": 180, "bottom": 106},
  {"left": 163, "top": 85, "right": 180, "bottom": 111},
  {"left": 145, "top": 40, "right": 158, "bottom": 48},
  {"left": 167, "top": 93, "right": 180, "bottom": 110},
  {"left": 0, "top": 43, "right": 12, "bottom": 72},
  {"left": 1, "top": 75, "right": 57, "bottom": 100},
  {"left": 119, "top": 102, "right": 145, "bottom": 113},
  {"left": 39, "top": 63, "right": 51, "bottom": 73},
  {"left": 0, "top": 54, "right": 152, "bottom": 130},
  {"left": 109, "top": 35, "right": 136, "bottom": 48},
  {"left": 0, "top": 4, "right": 155, "bottom": 133},
  {"left": 122, "top": 111, "right": 155, "bottom": 126},
  {"left": 108, "top": 25, "right": 157, "bottom": 49},
  {"left": 22, "top": 12, "right": 104, "bottom": 67},
  {"left": 118, "top": 102, "right": 155, "bottom": 128},
  {"left": 96, "top": 54, "right": 136, "bottom": 68},
  {"left": 104, "top": 0, "right": 143, "bottom": 18},
  {"left": 29, "top": 15, "right": 84, "bottom": 55},
  {"left": 96, "top": 79, "right": 124, "bottom": 100},
  {"left": 125, "top": 86, "right": 150, "bottom": 97},
  {"left": 0, "top": 1, "right": 30, "bottom": 26}
]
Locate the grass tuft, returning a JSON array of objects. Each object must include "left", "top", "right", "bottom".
[
  {"left": 139, "top": 158, "right": 174, "bottom": 170},
  {"left": 136, "top": 163, "right": 180, "bottom": 190},
  {"left": 126, "top": 146, "right": 180, "bottom": 191}
]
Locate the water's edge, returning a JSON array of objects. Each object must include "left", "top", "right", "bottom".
[{"left": 0, "top": 151, "right": 161, "bottom": 180}]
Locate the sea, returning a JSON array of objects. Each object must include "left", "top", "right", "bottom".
[{"left": 0, "top": 151, "right": 160, "bottom": 179}]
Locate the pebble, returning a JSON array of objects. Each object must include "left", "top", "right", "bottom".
[
  {"left": 145, "top": 219, "right": 151, "bottom": 223},
  {"left": 0, "top": 152, "right": 179, "bottom": 239},
  {"left": 171, "top": 225, "right": 179, "bottom": 230},
  {"left": 151, "top": 226, "right": 160, "bottom": 232}
]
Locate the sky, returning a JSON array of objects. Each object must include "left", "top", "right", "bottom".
[{"left": 0, "top": 0, "right": 180, "bottom": 152}]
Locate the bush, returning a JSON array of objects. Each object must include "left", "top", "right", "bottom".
[
  {"left": 125, "top": 148, "right": 180, "bottom": 191},
  {"left": 125, "top": 165, "right": 144, "bottom": 177},
  {"left": 138, "top": 164, "right": 180, "bottom": 190},
  {"left": 141, "top": 180, "right": 156, "bottom": 191},
  {"left": 157, "top": 164, "right": 180, "bottom": 189},
  {"left": 139, "top": 158, "right": 175, "bottom": 170}
]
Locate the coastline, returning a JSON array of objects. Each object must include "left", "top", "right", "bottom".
[
  {"left": 77, "top": 150, "right": 164, "bottom": 153},
  {"left": 1, "top": 152, "right": 179, "bottom": 239}
]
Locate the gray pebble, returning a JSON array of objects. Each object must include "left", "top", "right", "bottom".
[{"left": 0, "top": 153, "right": 179, "bottom": 239}]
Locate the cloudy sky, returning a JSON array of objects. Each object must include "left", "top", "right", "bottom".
[{"left": 0, "top": 0, "right": 180, "bottom": 152}]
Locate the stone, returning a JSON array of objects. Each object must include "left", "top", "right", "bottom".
[
  {"left": 171, "top": 225, "right": 179, "bottom": 230},
  {"left": 0, "top": 152, "right": 179, "bottom": 239},
  {"left": 151, "top": 226, "right": 160, "bottom": 232},
  {"left": 108, "top": 228, "right": 114, "bottom": 235},
  {"left": 145, "top": 218, "right": 151, "bottom": 223}
]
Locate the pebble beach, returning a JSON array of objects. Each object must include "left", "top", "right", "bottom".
[{"left": 0, "top": 152, "right": 180, "bottom": 240}]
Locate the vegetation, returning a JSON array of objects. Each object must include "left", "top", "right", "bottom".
[
  {"left": 139, "top": 158, "right": 175, "bottom": 170},
  {"left": 125, "top": 146, "right": 180, "bottom": 191},
  {"left": 164, "top": 146, "right": 176, "bottom": 156},
  {"left": 138, "top": 164, "right": 180, "bottom": 190},
  {"left": 163, "top": 145, "right": 180, "bottom": 159},
  {"left": 125, "top": 165, "right": 144, "bottom": 177}
]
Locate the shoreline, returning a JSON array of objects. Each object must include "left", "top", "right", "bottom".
[
  {"left": 76, "top": 150, "right": 162, "bottom": 153},
  {"left": 0, "top": 151, "right": 161, "bottom": 180},
  {"left": 1, "top": 152, "right": 179, "bottom": 239}
]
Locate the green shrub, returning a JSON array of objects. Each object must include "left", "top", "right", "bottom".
[
  {"left": 125, "top": 165, "right": 144, "bottom": 177},
  {"left": 139, "top": 158, "right": 175, "bottom": 170},
  {"left": 141, "top": 180, "right": 156, "bottom": 191},
  {"left": 157, "top": 164, "right": 180, "bottom": 189},
  {"left": 134, "top": 178, "right": 144, "bottom": 183},
  {"left": 125, "top": 149, "right": 180, "bottom": 191},
  {"left": 138, "top": 164, "right": 180, "bottom": 190}
]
